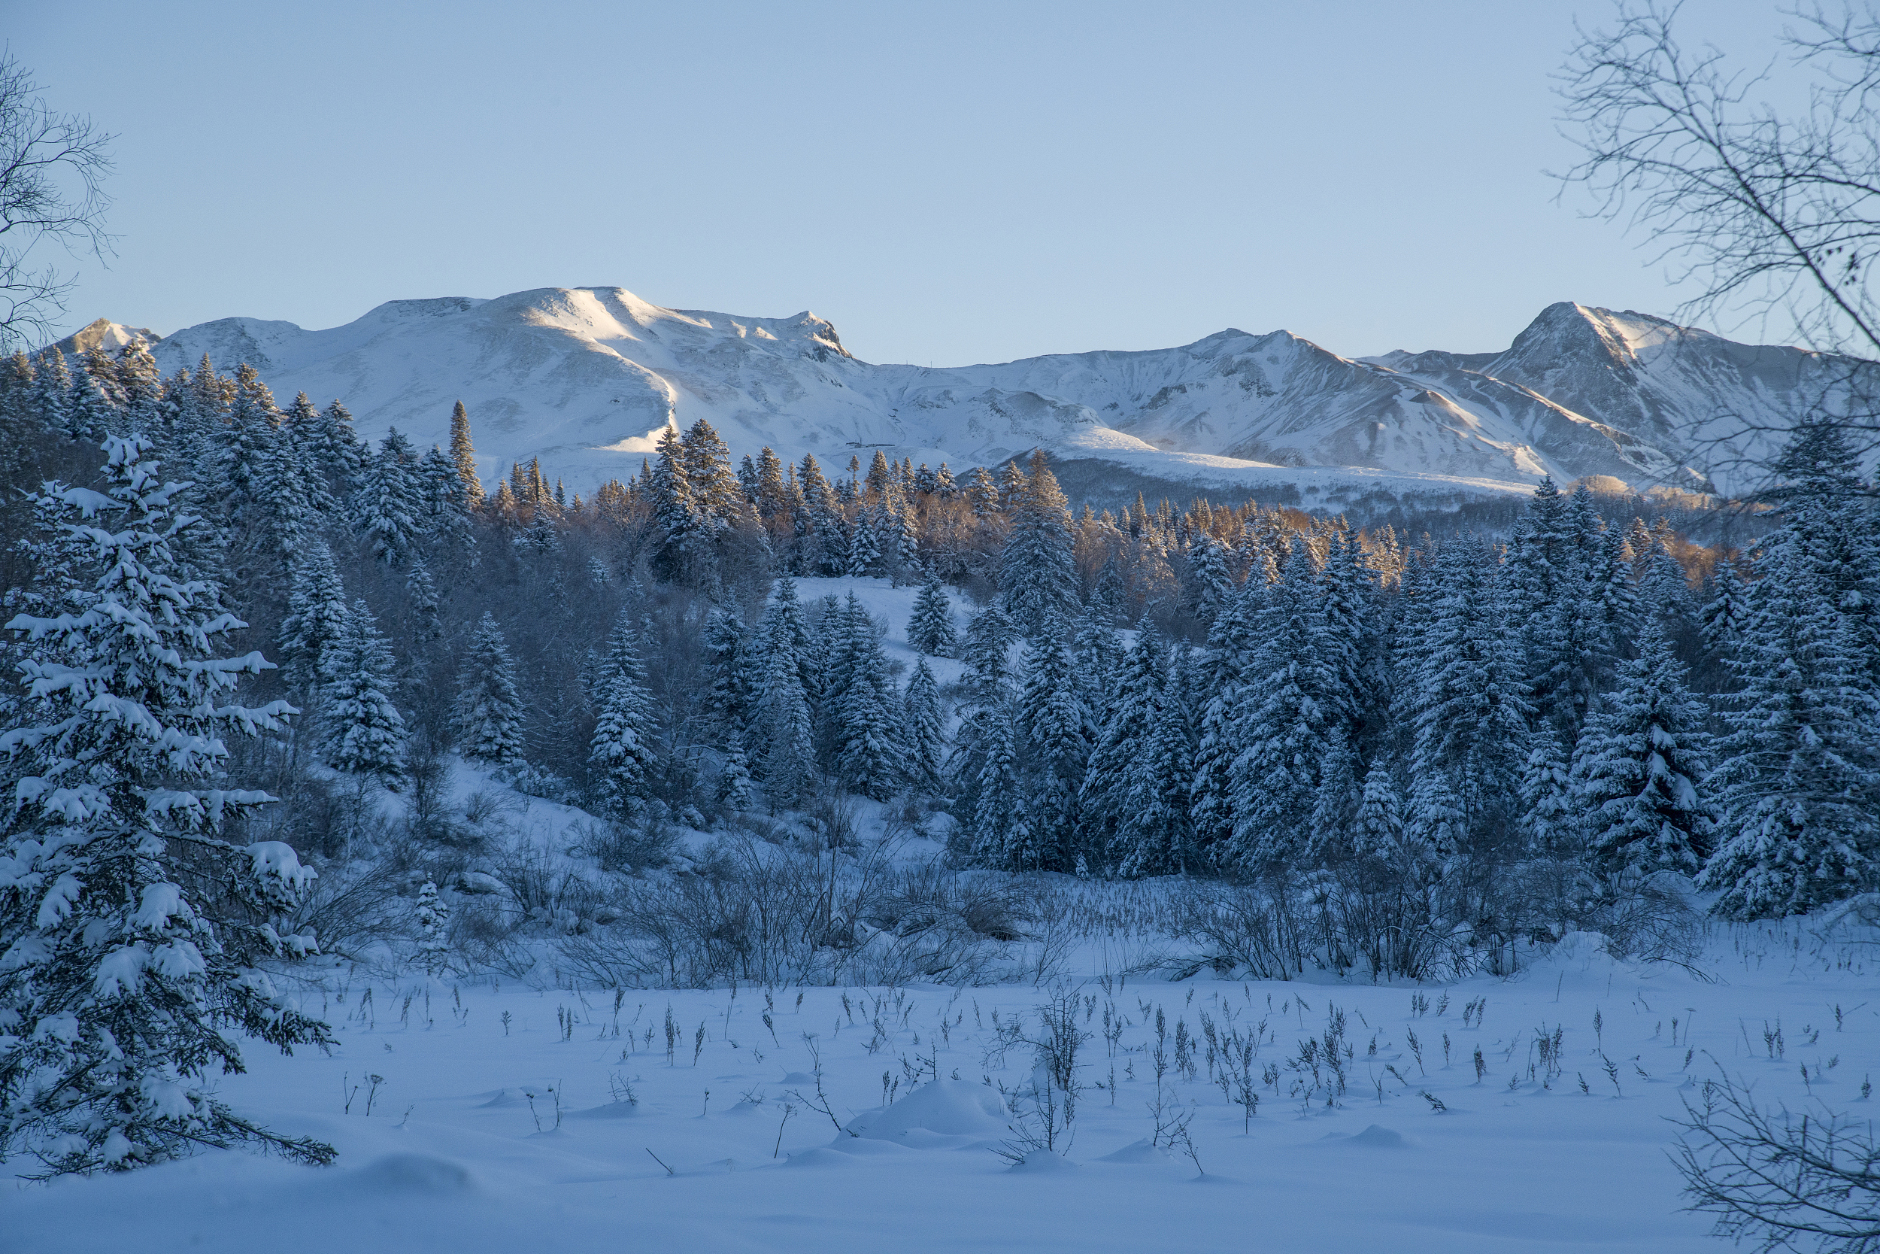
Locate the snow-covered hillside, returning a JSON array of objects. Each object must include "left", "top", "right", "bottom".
[{"left": 76, "top": 289, "right": 1868, "bottom": 501}]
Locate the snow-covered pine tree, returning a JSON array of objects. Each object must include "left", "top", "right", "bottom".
[
  {"left": 715, "top": 746, "right": 754, "bottom": 811},
  {"left": 351, "top": 429, "right": 423, "bottom": 565},
  {"left": 971, "top": 705, "right": 1031, "bottom": 869},
  {"left": 702, "top": 607, "right": 749, "bottom": 751},
  {"left": 405, "top": 557, "right": 441, "bottom": 645},
  {"left": 0, "top": 436, "right": 334, "bottom": 1175},
  {"left": 847, "top": 502, "right": 882, "bottom": 577},
  {"left": 649, "top": 425, "right": 704, "bottom": 585},
  {"left": 276, "top": 538, "right": 349, "bottom": 693},
  {"left": 454, "top": 612, "right": 526, "bottom": 768},
  {"left": 1189, "top": 573, "right": 1262, "bottom": 862},
  {"left": 946, "top": 606, "right": 1019, "bottom": 854},
  {"left": 587, "top": 612, "right": 657, "bottom": 817},
  {"left": 907, "top": 573, "right": 958, "bottom": 657},
  {"left": 1225, "top": 539, "right": 1340, "bottom": 869},
  {"left": 321, "top": 600, "right": 408, "bottom": 789},
  {"left": 1700, "top": 558, "right": 1751, "bottom": 661},
  {"left": 413, "top": 880, "right": 450, "bottom": 976},
  {"left": 418, "top": 445, "right": 475, "bottom": 552},
  {"left": 448, "top": 400, "right": 482, "bottom": 506},
  {"left": 903, "top": 657, "right": 946, "bottom": 795},
  {"left": 1569, "top": 624, "right": 1716, "bottom": 877},
  {"left": 829, "top": 595, "right": 903, "bottom": 799},
  {"left": 1014, "top": 620, "right": 1091, "bottom": 871},
  {"left": 997, "top": 450, "right": 1079, "bottom": 636},
  {"left": 1081, "top": 627, "right": 1167, "bottom": 872},
  {"left": 1118, "top": 646, "right": 1199, "bottom": 876},
  {"left": 309, "top": 399, "right": 366, "bottom": 494},
  {"left": 1182, "top": 536, "right": 1235, "bottom": 626},
  {"left": 1700, "top": 424, "right": 1880, "bottom": 918},
  {"left": 751, "top": 587, "right": 817, "bottom": 806},
  {"left": 1351, "top": 758, "right": 1406, "bottom": 859},
  {"left": 1396, "top": 536, "right": 1532, "bottom": 859}
]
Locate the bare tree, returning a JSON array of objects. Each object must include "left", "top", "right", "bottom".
[
  {"left": 0, "top": 53, "right": 114, "bottom": 350},
  {"left": 1673, "top": 1071, "right": 1880, "bottom": 1253},
  {"left": 1558, "top": 3, "right": 1880, "bottom": 477}
]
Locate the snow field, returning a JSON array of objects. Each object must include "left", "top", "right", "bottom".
[{"left": 11, "top": 923, "right": 1877, "bottom": 1254}]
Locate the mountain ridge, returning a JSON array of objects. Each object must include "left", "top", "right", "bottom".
[{"left": 61, "top": 290, "right": 1869, "bottom": 504}]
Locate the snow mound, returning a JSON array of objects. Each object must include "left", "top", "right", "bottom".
[
  {"left": 569, "top": 1101, "right": 640, "bottom": 1120},
  {"left": 343, "top": 1153, "right": 475, "bottom": 1194},
  {"left": 1348, "top": 1124, "right": 1409, "bottom": 1149},
  {"left": 846, "top": 1080, "right": 1008, "bottom": 1141},
  {"left": 1097, "top": 1138, "right": 1175, "bottom": 1164},
  {"left": 1005, "top": 1149, "right": 1077, "bottom": 1173}
]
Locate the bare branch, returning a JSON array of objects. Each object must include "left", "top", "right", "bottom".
[{"left": 0, "top": 53, "right": 115, "bottom": 351}]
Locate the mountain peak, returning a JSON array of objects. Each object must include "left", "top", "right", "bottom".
[{"left": 53, "top": 318, "right": 160, "bottom": 357}]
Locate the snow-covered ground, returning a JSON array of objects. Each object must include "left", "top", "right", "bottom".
[{"left": 10, "top": 917, "right": 1874, "bottom": 1253}]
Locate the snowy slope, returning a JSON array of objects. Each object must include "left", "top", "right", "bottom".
[{"left": 111, "top": 288, "right": 1868, "bottom": 502}]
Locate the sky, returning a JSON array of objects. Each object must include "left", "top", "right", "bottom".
[{"left": 8, "top": 0, "right": 1806, "bottom": 366}]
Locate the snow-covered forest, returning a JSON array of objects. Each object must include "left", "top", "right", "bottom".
[{"left": 2, "top": 338, "right": 1879, "bottom": 1250}]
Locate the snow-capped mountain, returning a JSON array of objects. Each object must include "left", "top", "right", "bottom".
[{"left": 96, "top": 286, "right": 1866, "bottom": 502}]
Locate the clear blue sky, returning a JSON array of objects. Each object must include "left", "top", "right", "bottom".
[{"left": 10, "top": 0, "right": 1799, "bottom": 365}]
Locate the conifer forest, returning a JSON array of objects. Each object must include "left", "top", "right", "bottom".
[{"left": 8, "top": 9, "right": 1880, "bottom": 1249}]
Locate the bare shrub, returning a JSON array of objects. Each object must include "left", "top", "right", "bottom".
[{"left": 1675, "top": 1072, "right": 1880, "bottom": 1254}]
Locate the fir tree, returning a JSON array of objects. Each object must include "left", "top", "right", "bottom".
[
  {"left": 1570, "top": 625, "right": 1716, "bottom": 877},
  {"left": 904, "top": 658, "right": 946, "bottom": 795},
  {"left": 1396, "top": 536, "right": 1532, "bottom": 857},
  {"left": 1081, "top": 628, "right": 1167, "bottom": 871},
  {"left": 831, "top": 595, "right": 903, "bottom": 799},
  {"left": 1226, "top": 540, "right": 1340, "bottom": 868},
  {"left": 1351, "top": 759, "right": 1406, "bottom": 859},
  {"left": 588, "top": 613, "right": 657, "bottom": 817},
  {"left": 997, "top": 450, "right": 1079, "bottom": 636},
  {"left": 702, "top": 607, "right": 749, "bottom": 750},
  {"left": 454, "top": 613, "right": 526, "bottom": 767},
  {"left": 1701, "top": 521, "right": 1880, "bottom": 915},
  {"left": 405, "top": 558, "right": 441, "bottom": 644},
  {"left": 321, "top": 601, "right": 408, "bottom": 789},
  {"left": 0, "top": 436, "right": 334, "bottom": 1175},
  {"left": 1015, "top": 621, "right": 1091, "bottom": 871},
  {"left": 414, "top": 881, "right": 451, "bottom": 976},
  {"left": 448, "top": 400, "right": 482, "bottom": 506},
  {"left": 276, "top": 539, "right": 349, "bottom": 692},
  {"left": 351, "top": 429, "right": 423, "bottom": 565},
  {"left": 907, "top": 573, "right": 958, "bottom": 657},
  {"left": 1119, "top": 647, "right": 1199, "bottom": 876}
]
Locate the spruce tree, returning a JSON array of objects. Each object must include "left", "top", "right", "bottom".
[
  {"left": 276, "top": 539, "right": 349, "bottom": 692},
  {"left": 320, "top": 601, "right": 409, "bottom": 788},
  {"left": 1351, "top": 759, "right": 1406, "bottom": 859},
  {"left": 454, "top": 613, "right": 526, "bottom": 767},
  {"left": 1569, "top": 625, "right": 1716, "bottom": 877},
  {"left": 588, "top": 613, "right": 657, "bottom": 817},
  {"left": 1081, "top": 628, "right": 1166, "bottom": 871},
  {"left": 1226, "top": 540, "right": 1340, "bottom": 868},
  {"left": 0, "top": 436, "right": 334, "bottom": 1175},
  {"left": 1701, "top": 478, "right": 1880, "bottom": 917},
  {"left": 831, "top": 595, "right": 903, "bottom": 799},
  {"left": 997, "top": 450, "right": 1079, "bottom": 636},
  {"left": 351, "top": 429, "right": 423, "bottom": 565},
  {"left": 414, "top": 881, "right": 451, "bottom": 976},
  {"left": 1119, "top": 647, "right": 1198, "bottom": 876},
  {"left": 1015, "top": 621, "right": 1091, "bottom": 871},
  {"left": 907, "top": 573, "right": 958, "bottom": 657},
  {"left": 1397, "top": 536, "right": 1532, "bottom": 857},
  {"left": 448, "top": 400, "right": 482, "bottom": 506},
  {"left": 904, "top": 658, "right": 946, "bottom": 795},
  {"left": 702, "top": 607, "right": 749, "bottom": 750}
]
